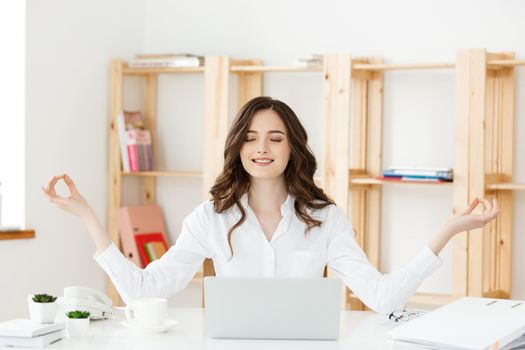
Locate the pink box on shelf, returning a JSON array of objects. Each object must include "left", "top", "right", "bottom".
[{"left": 117, "top": 205, "right": 169, "bottom": 267}]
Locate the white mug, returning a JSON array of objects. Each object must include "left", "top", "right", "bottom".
[{"left": 125, "top": 298, "right": 167, "bottom": 327}]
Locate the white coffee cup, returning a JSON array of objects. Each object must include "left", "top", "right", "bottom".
[{"left": 125, "top": 298, "right": 167, "bottom": 327}]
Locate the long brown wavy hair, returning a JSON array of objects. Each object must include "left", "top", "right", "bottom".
[{"left": 209, "top": 96, "right": 334, "bottom": 255}]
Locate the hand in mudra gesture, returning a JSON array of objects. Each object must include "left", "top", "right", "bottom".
[
  {"left": 442, "top": 198, "right": 501, "bottom": 237},
  {"left": 42, "top": 174, "right": 92, "bottom": 218}
]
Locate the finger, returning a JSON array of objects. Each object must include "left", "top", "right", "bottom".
[
  {"left": 479, "top": 198, "right": 491, "bottom": 215},
  {"left": 41, "top": 186, "right": 52, "bottom": 201},
  {"left": 44, "top": 175, "right": 63, "bottom": 195},
  {"left": 491, "top": 198, "right": 500, "bottom": 215},
  {"left": 462, "top": 198, "right": 479, "bottom": 215},
  {"left": 63, "top": 174, "right": 79, "bottom": 195}
]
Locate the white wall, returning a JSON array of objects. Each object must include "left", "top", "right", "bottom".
[
  {"left": 4, "top": 0, "right": 525, "bottom": 320},
  {"left": 141, "top": 0, "right": 525, "bottom": 298},
  {"left": 0, "top": 0, "right": 145, "bottom": 320}
]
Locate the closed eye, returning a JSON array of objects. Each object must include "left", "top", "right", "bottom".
[{"left": 270, "top": 139, "right": 282, "bottom": 142}]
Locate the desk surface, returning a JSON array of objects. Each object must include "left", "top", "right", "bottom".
[{"left": 38, "top": 308, "right": 407, "bottom": 350}]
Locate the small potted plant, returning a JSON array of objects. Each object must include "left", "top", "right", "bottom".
[
  {"left": 28, "top": 293, "right": 58, "bottom": 324},
  {"left": 66, "top": 310, "right": 91, "bottom": 337}
]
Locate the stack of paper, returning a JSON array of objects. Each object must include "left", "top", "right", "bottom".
[
  {"left": 388, "top": 297, "right": 525, "bottom": 350},
  {"left": 0, "top": 319, "right": 65, "bottom": 348}
]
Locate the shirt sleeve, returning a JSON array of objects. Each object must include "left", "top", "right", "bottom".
[
  {"left": 325, "top": 205, "right": 442, "bottom": 314},
  {"left": 93, "top": 202, "right": 213, "bottom": 305}
]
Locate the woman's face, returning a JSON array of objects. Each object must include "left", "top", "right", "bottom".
[{"left": 240, "top": 109, "right": 291, "bottom": 180}]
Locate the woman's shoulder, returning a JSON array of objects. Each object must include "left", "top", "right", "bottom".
[
  {"left": 192, "top": 199, "right": 216, "bottom": 217},
  {"left": 190, "top": 199, "right": 237, "bottom": 220},
  {"left": 305, "top": 200, "right": 340, "bottom": 218}
]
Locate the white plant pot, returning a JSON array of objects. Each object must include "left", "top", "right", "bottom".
[
  {"left": 27, "top": 296, "right": 57, "bottom": 324},
  {"left": 67, "top": 318, "right": 90, "bottom": 337}
]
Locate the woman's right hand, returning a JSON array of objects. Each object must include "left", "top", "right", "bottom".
[{"left": 42, "top": 174, "right": 93, "bottom": 219}]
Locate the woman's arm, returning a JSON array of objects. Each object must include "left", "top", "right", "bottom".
[
  {"left": 42, "top": 174, "right": 111, "bottom": 252},
  {"left": 428, "top": 198, "right": 501, "bottom": 256},
  {"left": 327, "top": 199, "right": 500, "bottom": 314},
  {"left": 42, "top": 174, "right": 212, "bottom": 304}
]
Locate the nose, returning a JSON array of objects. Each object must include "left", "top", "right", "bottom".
[{"left": 256, "top": 139, "right": 269, "bottom": 154}]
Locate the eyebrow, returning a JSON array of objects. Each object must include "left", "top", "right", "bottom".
[{"left": 247, "top": 130, "right": 286, "bottom": 135}]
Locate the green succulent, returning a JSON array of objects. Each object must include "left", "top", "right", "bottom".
[
  {"left": 32, "top": 294, "right": 57, "bottom": 303},
  {"left": 66, "top": 310, "right": 91, "bottom": 319}
]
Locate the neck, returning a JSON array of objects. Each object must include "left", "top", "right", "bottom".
[{"left": 248, "top": 176, "right": 288, "bottom": 213}]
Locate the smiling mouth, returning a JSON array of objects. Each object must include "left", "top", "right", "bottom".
[{"left": 252, "top": 159, "right": 274, "bottom": 164}]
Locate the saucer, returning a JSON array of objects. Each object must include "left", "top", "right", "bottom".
[{"left": 122, "top": 319, "right": 179, "bottom": 334}]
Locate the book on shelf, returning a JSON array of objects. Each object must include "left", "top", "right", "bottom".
[
  {"left": 126, "top": 129, "right": 153, "bottom": 172},
  {"left": 135, "top": 53, "right": 201, "bottom": 59},
  {"left": 377, "top": 176, "right": 451, "bottom": 183},
  {"left": 135, "top": 232, "right": 169, "bottom": 266},
  {"left": 0, "top": 319, "right": 65, "bottom": 348},
  {"left": 129, "top": 53, "right": 204, "bottom": 68},
  {"left": 382, "top": 166, "right": 453, "bottom": 181},
  {"left": 116, "top": 113, "right": 130, "bottom": 172},
  {"left": 117, "top": 111, "right": 154, "bottom": 172},
  {"left": 293, "top": 54, "right": 323, "bottom": 67},
  {"left": 137, "top": 129, "right": 153, "bottom": 171},
  {"left": 144, "top": 241, "right": 168, "bottom": 262}
]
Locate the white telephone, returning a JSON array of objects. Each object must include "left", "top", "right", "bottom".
[{"left": 57, "top": 286, "right": 123, "bottom": 320}]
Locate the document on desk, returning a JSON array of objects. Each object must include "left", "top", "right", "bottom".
[{"left": 387, "top": 297, "right": 525, "bottom": 350}]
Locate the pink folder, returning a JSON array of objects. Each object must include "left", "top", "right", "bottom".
[{"left": 117, "top": 205, "right": 169, "bottom": 267}]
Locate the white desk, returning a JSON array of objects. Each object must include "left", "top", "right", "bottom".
[{"left": 41, "top": 308, "right": 406, "bottom": 349}]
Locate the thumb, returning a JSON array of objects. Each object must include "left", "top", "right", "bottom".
[{"left": 461, "top": 198, "right": 479, "bottom": 215}]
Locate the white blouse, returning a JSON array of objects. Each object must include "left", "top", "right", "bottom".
[{"left": 94, "top": 194, "right": 442, "bottom": 314}]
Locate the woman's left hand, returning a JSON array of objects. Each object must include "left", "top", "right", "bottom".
[
  {"left": 429, "top": 198, "right": 501, "bottom": 255},
  {"left": 441, "top": 198, "right": 501, "bottom": 237}
]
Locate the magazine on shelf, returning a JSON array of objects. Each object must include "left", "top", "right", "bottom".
[
  {"left": 293, "top": 54, "right": 323, "bottom": 67},
  {"left": 129, "top": 54, "right": 204, "bottom": 68},
  {"left": 135, "top": 53, "right": 202, "bottom": 59},
  {"left": 377, "top": 176, "right": 450, "bottom": 183},
  {"left": 383, "top": 166, "right": 453, "bottom": 180}
]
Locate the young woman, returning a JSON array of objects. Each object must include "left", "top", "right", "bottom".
[{"left": 43, "top": 96, "right": 500, "bottom": 314}]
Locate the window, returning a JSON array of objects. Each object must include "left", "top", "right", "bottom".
[{"left": 0, "top": 0, "right": 26, "bottom": 228}]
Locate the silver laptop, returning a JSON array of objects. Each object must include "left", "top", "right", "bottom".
[{"left": 204, "top": 277, "right": 342, "bottom": 340}]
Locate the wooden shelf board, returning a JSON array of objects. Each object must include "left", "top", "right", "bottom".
[
  {"left": 122, "top": 171, "right": 203, "bottom": 178},
  {"left": 230, "top": 65, "right": 322, "bottom": 73},
  {"left": 0, "top": 229, "right": 35, "bottom": 240},
  {"left": 353, "top": 62, "right": 455, "bottom": 71},
  {"left": 351, "top": 60, "right": 525, "bottom": 71},
  {"left": 119, "top": 59, "right": 525, "bottom": 75},
  {"left": 123, "top": 65, "right": 205, "bottom": 75},
  {"left": 486, "top": 182, "right": 525, "bottom": 191},
  {"left": 487, "top": 59, "right": 525, "bottom": 67}
]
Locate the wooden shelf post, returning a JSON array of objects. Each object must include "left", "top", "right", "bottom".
[
  {"left": 322, "top": 54, "right": 353, "bottom": 309},
  {"left": 455, "top": 49, "right": 515, "bottom": 298},
  {"left": 107, "top": 59, "right": 124, "bottom": 305}
]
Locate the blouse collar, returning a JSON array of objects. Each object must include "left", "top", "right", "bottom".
[{"left": 240, "top": 192, "right": 295, "bottom": 216}]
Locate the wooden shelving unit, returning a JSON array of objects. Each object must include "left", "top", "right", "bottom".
[
  {"left": 108, "top": 50, "right": 523, "bottom": 309},
  {"left": 335, "top": 49, "right": 522, "bottom": 310}
]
